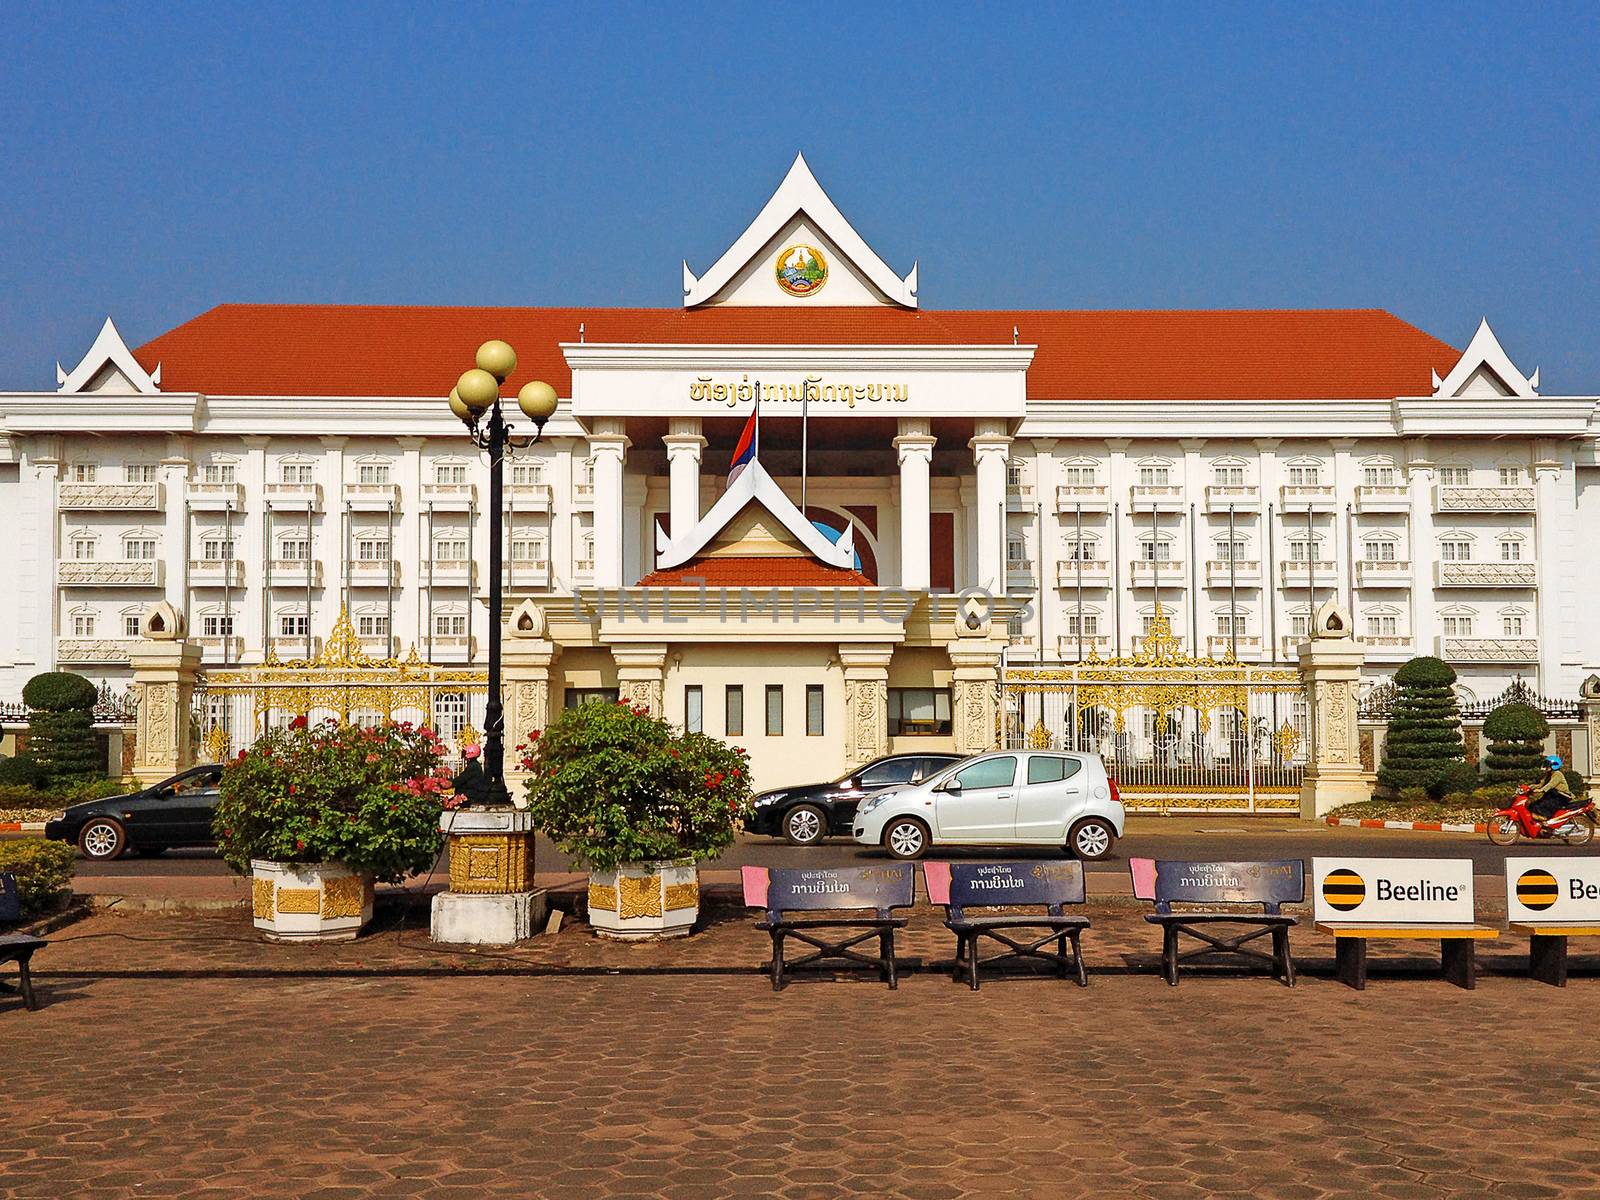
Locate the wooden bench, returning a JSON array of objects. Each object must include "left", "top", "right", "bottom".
[
  {"left": 925, "top": 861, "right": 1089, "bottom": 990},
  {"left": 0, "top": 872, "right": 47, "bottom": 1012},
  {"left": 743, "top": 865, "right": 915, "bottom": 992},
  {"left": 1132, "top": 858, "right": 1302, "bottom": 987},
  {"left": 1313, "top": 857, "right": 1496, "bottom": 990}
]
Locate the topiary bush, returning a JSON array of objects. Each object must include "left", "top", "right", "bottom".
[
  {"left": 0, "top": 839, "right": 77, "bottom": 916},
  {"left": 21, "top": 671, "right": 103, "bottom": 781},
  {"left": 1481, "top": 701, "right": 1550, "bottom": 786},
  {"left": 1376, "top": 656, "right": 1466, "bottom": 795},
  {"left": 0, "top": 755, "right": 48, "bottom": 789}
]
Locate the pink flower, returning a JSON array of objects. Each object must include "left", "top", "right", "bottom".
[
  {"left": 289, "top": 715, "right": 309, "bottom": 731},
  {"left": 365, "top": 753, "right": 380, "bottom": 764},
  {"left": 294, "top": 838, "right": 305, "bottom": 851}
]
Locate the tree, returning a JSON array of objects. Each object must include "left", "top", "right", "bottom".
[
  {"left": 1376, "top": 656, "right": 1468, "bottom": 796},
  {"left": 1481, "top": 701, "right": 1550, "bottom": 786},
  {"left": 21, "top": 671, "right": 102, "bottom": 781}
]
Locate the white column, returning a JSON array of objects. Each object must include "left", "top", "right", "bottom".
[
  {"left": 969, "top": 420, "right": 1011, "bottom": 594},
  {"left": 397, "top": 437, "right": 424, "bottom": 653},
  {"left": 242, "top": 436, "right": 269, "bottom": 661},
  {"left": 26, "top": 438, "right": 62, "bottom": 673},
  {"left": 161, "top": 438, "right": 192, "bottom": 613},
  {"left": 1533, "top": 446, "right": 1567, "bottom": 691},
  {"left": 1029, "top": 438, "right": 1057, "bottom": 657},
  {"left": 1404, "top": 442, "right": 1436, "bottom": 658},
  {"left": 1106, "top": 437, "right": 1131, "bottom": 654},
  {"left": 1254, "top": 438, "right": 1281, "bottom": 658},
  {"left": 588, "top": 419, "right": 630, "bottom": 590},
  {"left": 1180, "top": 438, "right": 1205, "bottom": 653},
  {"left": 894, "top": 418, "right": 935, "bottom": 592},
  {"left": 662, "top": 418, "right": 705, "bottom": 542},
  {"left": 320, "top": 436, "right": 347, "bottom": 629}
]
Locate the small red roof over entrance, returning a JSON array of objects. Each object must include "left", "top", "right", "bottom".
[
  {"left": 132, "top": 304, "right": 1459, "bottom": 401},
  {"left": 636, "top": 557, "right": 875, "bottom": 588}
]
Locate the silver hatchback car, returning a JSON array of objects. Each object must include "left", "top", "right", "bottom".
[{"left": 851, "top": 749, "right": 1124, "bottom": 861}]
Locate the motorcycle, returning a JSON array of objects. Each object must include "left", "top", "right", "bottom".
[{"left": 1487, "top": 783, "right": 1597, "bottom": 846}]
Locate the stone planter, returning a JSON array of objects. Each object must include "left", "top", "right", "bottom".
[
  {"left": 250, "top": 859, "right": 373, "bottom": 942},
  {"left": 587, "top": 860, "right": 699, "bottom": 939}
]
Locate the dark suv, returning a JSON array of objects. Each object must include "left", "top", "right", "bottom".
[
  {"left": 45, "top": 764, "right": 225, "bottom": 861},
  {"left": 746, "top": 753, "right": 963, "bottom": 846}
]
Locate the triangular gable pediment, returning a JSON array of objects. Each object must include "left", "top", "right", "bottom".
[
  {"left": 1431, "top": 318, "right": 1538, "bottom": 399},
  {"left": 703, "top": 504, "right": 809, "bottom": 558},
  {"left": 682, "top": 153, "right": 917, "bottom": 309},
  {"left": 57, "top": 317, "right": 161, "bottom": 395},
  {"left": 656, "top": 459, "right": 855, "bottom": 570}
]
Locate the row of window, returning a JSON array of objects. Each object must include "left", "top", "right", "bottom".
[
  {"left": 64, "top": 610, "right": 473, "bottom": 640},
  {"left": 64, "top": 532, "right": 577, "bottom": 564},
  {"left": 562, "top": 685, "right": 956, "bottom": 739},
  {"left": 1011, "top": 461, "right": 1528, "bottom": 488},
  {"left": 1036, "top": 531, "right": 1528, "bottom": 566},
  {"left": 67, "top": 460, "right": 580, "bottom": 487},
  {"left": 1053, "top": 608, "right": 1529, "bottom": 640}
]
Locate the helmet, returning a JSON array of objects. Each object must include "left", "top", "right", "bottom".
[{"left": 1546, "top": 755, "right": 1563, "bottom": 771}]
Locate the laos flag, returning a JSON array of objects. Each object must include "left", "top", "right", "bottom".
[{"left": 728, "top": 405, "right": 759, "bottom": 483}]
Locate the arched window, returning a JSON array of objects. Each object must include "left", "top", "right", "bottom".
[{"left": 1136, "top": 457, "right": 1173, "bottom": 487}]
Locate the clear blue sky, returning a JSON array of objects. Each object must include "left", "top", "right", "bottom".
[{"left": 4, "top": 2, "right": 1598, "bottom": 390}]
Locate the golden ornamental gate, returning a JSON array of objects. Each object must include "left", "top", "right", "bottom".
[
  {"left": 1003, "top": 610, "right": 1308, "bottom": 813},
  {"left": 191, "top": 611, "right": 488, "bottom": 767}
]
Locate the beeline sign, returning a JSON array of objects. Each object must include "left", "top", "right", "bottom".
[{"left": 1312, "top": 857, "right": 1476, "bottom": 924}]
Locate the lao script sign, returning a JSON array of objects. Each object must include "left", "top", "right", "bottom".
[
  {"left": 1505, "top": 857, "right": 1600, "bottom": 923},
  {"left": 1312, "top": 857, "right": 1476, "bottom": 924}
]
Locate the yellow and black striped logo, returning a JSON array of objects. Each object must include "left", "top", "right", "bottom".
[
  {"left": 1322, "top": 868, "right": 1366, "bottom": 912},
  {"left": 1516, "top": 869, "right": 1560, "bottom": 912}
]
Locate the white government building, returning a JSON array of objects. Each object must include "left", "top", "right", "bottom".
[{"left": 1, "top": 155, "right": 1596, "bottom": 788}]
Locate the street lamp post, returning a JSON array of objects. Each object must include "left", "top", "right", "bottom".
[{"left": 451, "top": 340, "right": 558, "bottom": 808}]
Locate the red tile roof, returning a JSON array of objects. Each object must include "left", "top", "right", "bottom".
[
  {"left": 635, "top": 556, "right": 875, "bottom": 588},
  {"left": 131, "top": 304, "right": 1460, "bottom": 402}
]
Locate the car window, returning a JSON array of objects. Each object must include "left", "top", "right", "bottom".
[
  {"left": 1026, "top": 755, "right": 1082, "bottom": 785},
  {"left": 859, "top": 760, "right": 919, "bottom": 788},
  {"left": 952, "top": 756, "right": 1016, "bottom": 791}
]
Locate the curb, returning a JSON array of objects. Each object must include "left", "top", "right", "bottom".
[
  {"left": 1325, "top": 816, "right": 1486, "bottom": 834},
  {"left": 0, "top": 821, "right": 47, "bottom": 834}
]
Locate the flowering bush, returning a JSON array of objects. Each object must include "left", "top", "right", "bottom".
[
  {"left": 519, "top": 701, "right": 752, "bottom": 873},
  {"left": 214, "top": 718, "right": 453, "bottom": 882}
]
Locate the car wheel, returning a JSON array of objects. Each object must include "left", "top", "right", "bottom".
[
  {"left": 1068, "top": 817, "right": 1115, "bottom": 862},
  {"left": 782, "top": 804, "right": 827, "bottom": 847},
  {"left": 883, "top": 817, "right": 929, "bottom": 861},
  {"left": 78, "top": 817, "right": 128, "bottom": 861}
]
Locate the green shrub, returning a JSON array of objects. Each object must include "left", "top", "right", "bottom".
[
  {"left": 1564, "top": 768, "right": 1589, "bottom": 798},
  {"left": 1481, "top": 702, "right": 1550, "bottom": 785},
  {"left": 215, "top": 718, "right": 451, "bottom": 883},
  {"left": 21, "top": 671, "right": 102, "bottom": 781},
  {"left": 1377, "top": 657, "right": 1466, "bottom": 793},
  {"left": 0, "top": 779, "right": 127, "bottom": 811},
  {"left": 1425, "top": 760, "right": 1480, "bottom": 801},
  {"left": 1398, "top": 786, "right": 1430, "bottom": 804},
  {"left": 0, "top": 840, "right": 77, "bottom": 916},
  {"left": 521, "top": 700, "right": 752, "bottom": 873},
  {"left": 0, "top": 755, "right": 47, "bottom": 789},
  {"left": 21, "top": 672, "right": 98, "bottom": 712}
]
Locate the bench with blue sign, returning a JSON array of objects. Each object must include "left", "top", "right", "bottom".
[
  {"left": 1132, "top": 858, "right": 1302, "bottom": 987},
  {"left": 924, "top": 861, "right": 1089, "bottom": 990},
  {"left": 0, "top": 872, "right": 47, "bottom": 1012},
  {"left": 1504, "top": 858, "right": 1600, "bottom": 987},
  {"left": 1312, "top": 857, "right": 1498, "bottom": 990},
  {"left": 743, "top": 865, "right": 915, "bottom": 991}
]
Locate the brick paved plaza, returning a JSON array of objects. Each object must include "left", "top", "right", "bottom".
[{"left": 4, "top": 902, "right": 1597, "bottom": 1199}]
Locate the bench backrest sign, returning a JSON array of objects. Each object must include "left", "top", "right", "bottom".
[
  {"left": 742, "top": 865, "right": 915, "bottom": 917},
  {"left": 931, "top": 861, "right": 1085, "bottom": 912},
  {"left": 1311, "top": 857, "right": 1475, "bottom": 924},
  {"left": 1140, "top": 859, "right": 1304, "bottom": 913},
  {"left": 1504, "top": 856, "right": 1600, "bottom": 922}
]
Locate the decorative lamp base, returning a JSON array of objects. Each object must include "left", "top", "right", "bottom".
[{"left": 430, "top": 889, "right": 547, "bottom": 945}]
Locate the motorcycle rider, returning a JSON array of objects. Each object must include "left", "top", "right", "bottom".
[{"left": 1529, "top": 755, "right": 1575, "bottom": 825}]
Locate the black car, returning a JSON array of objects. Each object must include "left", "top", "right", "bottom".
[
  {"left": 45, "top": 764, "right": 225, "bottom": 861},
  {"left": 746, "top": 753, "right": 963, "bottom": 846}
]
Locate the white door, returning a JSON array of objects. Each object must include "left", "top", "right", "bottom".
[
  {"left": 935, "top": 755, "right": 1019, "bottom": 841},
  {"left": 1015, "top": 754, "right": 1086, "bottom": 841}
]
